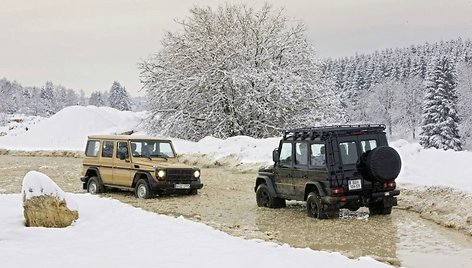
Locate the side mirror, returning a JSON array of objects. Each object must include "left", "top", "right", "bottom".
[{"left": 272, "top": 148, "right": 279, "bottom": 163}]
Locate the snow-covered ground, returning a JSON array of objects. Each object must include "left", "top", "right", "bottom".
[{"left": 1, "top": 106, "right": 471, "bottom": 267}]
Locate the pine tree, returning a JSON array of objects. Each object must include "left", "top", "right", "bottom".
[
  {"left": 108, "top": 81, "right": 131, "bottom": 111},
  {"left": 39, "top": 81, "right": 56, "bottom": 116},
  {"left": 419, "top": 56, "right": 462, "bottom": 151},
  {"left": 89, "top": 91, "right": 106, "bottom": 107}
]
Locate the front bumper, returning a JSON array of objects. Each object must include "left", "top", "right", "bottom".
[
  {"left": 321, "top": 189, "right": 400, "bottom": 205},
  {"left": 149, "top": 179, "right": 203, "bottom": 191}
]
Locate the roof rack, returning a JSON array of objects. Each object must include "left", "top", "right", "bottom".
[{"left": 283, "top": 124, "right": 386, "bottom": 140}]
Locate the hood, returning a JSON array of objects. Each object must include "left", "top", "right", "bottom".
[{"left": 131, "top": 158, "right": 198, "bottom": 170}]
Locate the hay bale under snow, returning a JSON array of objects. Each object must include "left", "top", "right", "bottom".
[{"left": 22, "top": 171, "right": 78, "bottom": 228}]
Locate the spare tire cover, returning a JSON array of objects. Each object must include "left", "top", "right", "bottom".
[{"left": 365, "top": 146, "right": 402, "bottom": 182}]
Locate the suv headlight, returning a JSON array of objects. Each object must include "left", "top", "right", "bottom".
[
  {"left": 193, "top": 170, "right": 200, "bottom": 178},
  {"left": 157, "top": 170, "right": 166, "bottom": 179}
]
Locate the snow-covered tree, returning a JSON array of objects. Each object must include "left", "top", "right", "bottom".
[
  {"left": 89, "top": 91, "right": 106, "bottom": 107},
  {"left": 420, "top": 56, "right": 462, "bottom": 151},
  {"left": 457, "top": 63, "right": 472, "bottom": 149},
  {"left": 140, "top": 4, "right": 343, "bottom": 140},
  {"left": 39, "top": 81, "right": 56, "bottom": 116},
  {"left": 108, "top": 81, "right": 131, "bottom": 111},
  {"left": 79, "top": 90, "right": 86, "bottom": 106},
  {"left": 395, "top": 77, "right": 424, "bottom": 139}
]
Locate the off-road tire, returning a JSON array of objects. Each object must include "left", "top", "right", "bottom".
[
  {"left": 87, "top": 176, "right": 103, "bottom": 195},
  {"left": 135, "top": 179, "right": 152, "bottom": 199},
  {"left": 369, "top": 202, "right": 392, "bottom": 215},
  {"left": 188, "top": 189, "right": 198, "bottom": 195},
  {"left": 256, "top": 184, "right": 286, "bottom": 208},
  {"left": 365, "top": 146, "right": 401, "bottom": 182},
  {"left": 307, "top": 192, "right": 328, "bottom": 219}
]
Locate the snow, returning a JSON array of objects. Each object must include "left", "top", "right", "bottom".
[
  {"left": 21, "top": 171, "right": 77, "bottom": 211},
  {"left": 0, "top": 193, "right": 389, "bottom": 268},
  {"left": 0, "top": 106, "right": 145, "bottom": 150},
  {"left": 2, "top": 106, "right": 472, "bottom": 267}
]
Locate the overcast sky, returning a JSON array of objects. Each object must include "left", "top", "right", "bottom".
[{"left": 1, "top": 0, "right": 472, "bottom": 96}]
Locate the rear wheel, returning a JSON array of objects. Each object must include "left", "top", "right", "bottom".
[
  {"left": 256, "top": 184, "right": 286, "bottom": 208},
  {"left": 87, "top": 177, "right": 103, "bottom": 195},
  {"left": 307, "top": 192, "right": 326, "bottom": 219},
  {"left": 135, "top": 179, "right": 152, "bottom": 199},
  {"left": 369, "top": 202, "right": 392, "bottom": 215}
]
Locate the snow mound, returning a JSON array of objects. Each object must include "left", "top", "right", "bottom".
[
  {"left": 21, "top": 171, "right": 77, "bottom": 211},
  {"left": 173, "top": 136, "right": 280, "bottom": 163},
  {"left": 391, "top": 140, "right": 472, "bottom": 192},
  {"left": 0, "top": 106, "right": 145, "bottom": 151}
]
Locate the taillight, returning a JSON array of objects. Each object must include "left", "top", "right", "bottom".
[
  {"left": 331, "top": 187, "right": 344, "bottom": 195},
  {"left": 384, "top": 182, "right": 396, "bottom": 189}
]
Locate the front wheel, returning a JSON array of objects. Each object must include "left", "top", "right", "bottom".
[
  {"left": 187, "top": 189, "right": 198, "bottom": 195},
  {"left": 87, "top": 177, "right": 103, "bottom": 195},
  {"left": 256, "top": 184, "right": 285, "bottom": 208},
  {"left": 135, "top": 179, "right": 152, "bottom": 199}
]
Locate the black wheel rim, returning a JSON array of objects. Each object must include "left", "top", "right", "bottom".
[
  {"left": 258, "top": 190, "right": 270, "bottom": 207},
  {"left": 309, "top": 198, "right": 320, "bottom": 218}
]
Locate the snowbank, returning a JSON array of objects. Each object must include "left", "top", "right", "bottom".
[
  {"left": 0, "top": 106, "right": 145, "bottom": 151},
  {"left": 0, "top": 193, "right": 389, "bottom": 268},
  {"left": 391, "top": 140, "right": 472, "bottom": 193},
  {"left": 173, "top": 136, "right": 280, "bottom": 163}
]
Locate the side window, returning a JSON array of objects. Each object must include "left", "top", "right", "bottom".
[
  {"left": 310, "top": 144, "right": 326, "bottom": 167},
  {"left": 116, "top": 142, "right": 129, "bottom": 159},
  {"left": 295, "top": 142, "right": 308, "bottom": 166},
  {"left": 85, "top": 140, "right": 100, "bottom": 157},
  {"left": 102, "top": 141, "right": 114, "bottom": 158},
  {"left": 339, "top": 141, "right": 358, "bottom": 165},
  {"left": 361, "top": 140, "right": 377, "bottom": 153},
  {"left": 279, "top": 142, "right": 292, "bottom": 167},
  {"left": 131, "top": 141, "right": 142, "bottom": 156}
]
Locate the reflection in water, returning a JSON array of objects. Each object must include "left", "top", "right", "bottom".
[{"left": 255, "top": 202, "right": 398, "bottom": 264}]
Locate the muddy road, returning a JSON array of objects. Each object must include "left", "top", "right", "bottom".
[{"left": 1, "top": 155, "right": 472, "bottom": 267}]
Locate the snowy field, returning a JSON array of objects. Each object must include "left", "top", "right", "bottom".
[{"left": 1, "top": 106, "right": 471, "bottom": 267}]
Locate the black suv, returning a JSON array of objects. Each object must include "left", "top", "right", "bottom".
[{"left": 255, "top": 125, "right": 401, "bottom": 219}]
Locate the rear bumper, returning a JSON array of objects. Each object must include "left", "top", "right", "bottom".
[{"left": 321, "top": 189, "right": 400, "bottom": 205}]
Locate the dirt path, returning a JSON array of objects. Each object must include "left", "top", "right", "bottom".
[{"left": 1, "top": 155, "right": 472, "bottom": 267}]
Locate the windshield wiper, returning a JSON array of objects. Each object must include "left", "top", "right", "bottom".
[{"left": 155, "top": 153, "right": 168, "bottom": 160}]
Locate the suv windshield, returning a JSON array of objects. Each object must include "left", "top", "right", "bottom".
[{"left": 130, "top": 140, "right": 176, "bottom": 158}]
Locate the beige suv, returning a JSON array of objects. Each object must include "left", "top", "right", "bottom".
[{"left": 80, "top": 135, "right": 203, "bottom": 199}]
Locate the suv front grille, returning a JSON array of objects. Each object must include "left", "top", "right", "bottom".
[{"left": 166, "top": 169, "right": 193, "bottom": 182}]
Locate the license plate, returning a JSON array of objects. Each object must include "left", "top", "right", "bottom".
[
  {"left": 175, "top": 184, "right": 190, "bottom": 189},
  {"left": 348, "top": 179, "right": 362, "bottom": 190}
]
